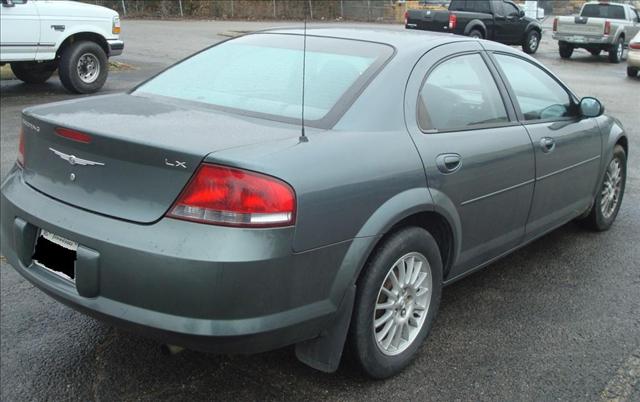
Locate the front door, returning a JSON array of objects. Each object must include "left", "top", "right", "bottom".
[
  {"left": 489, "top": 52, "right": 602, "bottom": 239},
  {"left": 405, "top": 42, "right": 536, "bottom": 277},
  {"left": 0, "top": 0, "right": 40, "bottom": 61},
  {"left": 494, "top": 1, "right": 526, "bottom": 44}
]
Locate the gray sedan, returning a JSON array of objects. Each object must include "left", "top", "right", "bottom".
[{"left": 0, "top": 28, "right": 628, "bottom": 379}]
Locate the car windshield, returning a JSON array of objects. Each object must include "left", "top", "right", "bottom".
[
  {"left": 581, "top": 4, "right": 626, "bottom": 19},
  {"left": 134, "top": 34, "right": 393, "bottom": 127}
]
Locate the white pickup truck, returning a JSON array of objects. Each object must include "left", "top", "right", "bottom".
[
  {"left": 552, "top": 1, "right": 640, "bottom": 63},
  {"left": 0, "top": 0, "right": 124, "bottom": 93}
]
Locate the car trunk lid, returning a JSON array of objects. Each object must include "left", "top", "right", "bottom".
[{"left": 20, "top": 93, "right": 299, "bottom": 223}]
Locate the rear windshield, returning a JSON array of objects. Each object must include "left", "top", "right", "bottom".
[
  {"left": 581, "top": 4, "right": 626, "bottom": 19},
  {"left": 134, "top": 34, "right": 393, "bottom": 128}
]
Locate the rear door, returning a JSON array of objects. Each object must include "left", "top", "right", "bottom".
[
  {"left": 404, "top": 41, "right": 535, "bottom": 277},
  {"left": 0, "top": 0, "right": 40, "bottom": 61},
  {"left": 489, "top": 52, "right": 602, "bottom": 239}
]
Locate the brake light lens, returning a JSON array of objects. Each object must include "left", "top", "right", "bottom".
[
  {"left": 630, "top": 42, "right": 640, "bottom": 50},
  {"left": 168, "top": 164, "right": 296, "bottom": 227},
  {"left": 553, "top": 17, "right": 558, "bottom": 32},
  {"left": 55, "top": 127, "right": 92, "bottom": 144},
  {"left": 449, "top": 14, "right": 457, "bottom": 30},
  {"left": 604, "top": 20, "right": 611, "bottom": 35},
  {"left": 17, "top": 127, "right": 25, "bottom": 167}
]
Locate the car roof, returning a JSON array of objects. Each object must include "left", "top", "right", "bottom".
[{"left": 255, "top": 26, "right": 467, "bottom": 51}]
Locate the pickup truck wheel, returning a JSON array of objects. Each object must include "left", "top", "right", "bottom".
[
  {"left": 522, "top": 30, "right": 540, "bottom": 54},
  {"left": 59, "top": 40, "right": 108, "bottom": 94},
  {"left": 468, "top": 29, "right": 484, "bottom": 39},
  {"left": 10, "top": 61, "right": 56, "bottom": 84},
  {"left": 628, "top": 66, "right": 639, "bottom": 77},
  {"left": 608, "top": 37, "right": 624, "bottom": 63},
  {"left": 559, "top": 41, "right": 574, "bottom": 59},
  {"left": 579, "top": 145, "right": 626, "bottom": 231},
  {"left": 349, "top": 227, "right": 442, "bottom": 379}
]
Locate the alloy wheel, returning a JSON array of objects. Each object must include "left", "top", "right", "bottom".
[{"left": 601, "top": 158, "right": 623, "bottom": 219}]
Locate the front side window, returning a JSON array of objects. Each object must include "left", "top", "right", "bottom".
[
  {"left": 494, "top": 54, "right": 574, "bottom": 121},
  {"left": 418, "top": 53, "right": 509, "bottom": 132},
  {"left": 134, "top": 34, "right": 393, "bottom": 127},
  {"left": 503, "top": 2, "right": 520, "bottom": 17}
]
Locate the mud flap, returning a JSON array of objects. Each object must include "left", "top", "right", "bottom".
[{"left": 295, "top": 284, "right": 356, "bottom": 373}]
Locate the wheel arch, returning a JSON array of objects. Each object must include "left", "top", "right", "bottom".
[
  {"left": 55, "top": 32, "right": 110, "bottom": 59},
  {"left": 464, "top": 21, "right": 487, "bottom": 38}
]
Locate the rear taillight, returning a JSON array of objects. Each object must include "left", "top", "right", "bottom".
[
  {"left": 448, "top": 14, "right": 457, "bottom": 30},
  {"left": 553, "top": 17, "right": 558, "bottom": 32},
  {"left": 604, "top": 20, "right": 611, "bottom": 35},
  {"left": 404, "top": 11, "right": 408, "bottom": 26},
  {"left": 17, "top": 127, "right": 25, "bottom": 167},
  {"left": 168, "top": 164, "right": 296, "bottom": 228},
  {"left": 630, "top": 42, "right": 640, "bottom": 50}
]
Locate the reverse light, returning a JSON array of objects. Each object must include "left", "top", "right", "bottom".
[
  {"left": 17, "top": 127, "right": 25, "bottom": 167},
  {"left": 553, "top": 17, "right": 558, "bottom": 32},
  {"left": 448, "top": 14, "right": 457, "bottom": 30},
  {"left": 604, "top": 20, "right": 611, "bottom": 35},
  {"left": 55, "top": 127, "right": 92, "bottom": 144},
  {"left": 168, "top": 164, "right": 296, "bottom": 228},
  {"left": 112, "top": 16, "right": 121, "bottom": 34}
]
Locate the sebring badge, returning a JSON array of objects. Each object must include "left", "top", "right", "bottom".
[{"left": 49, "top": 148, "right": 105, "bottom": 166}]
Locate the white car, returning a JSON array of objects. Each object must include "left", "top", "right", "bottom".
[
  {"left": 628, "top": 31, "right": 640, "bottom": 77},
  {"left": 0, "top": 0, "right": 123, "bottom": 93}
]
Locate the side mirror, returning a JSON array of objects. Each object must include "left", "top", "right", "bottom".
[
  {"left": 580, "top": 97, "right": 604, "bottom": 118},
  {"left": 2, "top": 0, "right": 16, "bottom": 7},
  {"left": 519, "top": 9, "right": 525, "bottom": 18}
]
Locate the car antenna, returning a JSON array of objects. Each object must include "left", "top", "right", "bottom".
[{"left": 299, "top": 1, "right": 309, "bottom": 143}]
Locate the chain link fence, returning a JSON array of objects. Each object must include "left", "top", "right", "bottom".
[{"left": 85, "top": 0, "right": 399, "bottom": 22}]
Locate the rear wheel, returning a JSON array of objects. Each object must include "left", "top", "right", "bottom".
[
  {"left": 349, "top": 227, "right": 443, "bottom": 379},
  {"left": 10, "top": 61, "right": 56, "bottom": 84},
  {"left": 559, "top": 41, "right": 574, "bottom": 59},
  {"left": 468, "top": 29, "right": 484, "bottom": 39},
  {"left": 608, "top": 37, "right": 624, "bottom": 63},
  {"left": 59, "top": 40, "right": 108, "bottom": 94},
  {"left": 580, "top": 145, "right": 626, "bottom": 231},
  {"left": 522, "top": 30, "right": 541, "bottom": 54},
  {"left": 627, "top": 66, "right": 638, "bottom": 77}
]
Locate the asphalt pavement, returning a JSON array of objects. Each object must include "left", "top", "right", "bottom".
[{"left": 1, "top": 20, "right": 639, "bottom": 401}]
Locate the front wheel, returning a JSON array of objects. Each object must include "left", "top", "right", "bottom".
[
  {"left": 349, "top": 227, "right": 443, "bottom": 379},
  {"left": 627, "top": 66, "right": 638, "bottom": 77},
  {"left": 58, "top": 40, "right": 109, "bottom": 94},
  {"left": 559, "top": 41, "right": 574, "bottom": 59},
  {"left": 522, "top": 30, "right": 541, "bottom": 54},
  {"left": 580, "top": 145, "right": 626, "bottom": 231},
  {"left": 608, "top": 37, "right": 624, "bottom": 64},
  {"left": 10, "top": 61, "right": 56, "bottom": 84}
]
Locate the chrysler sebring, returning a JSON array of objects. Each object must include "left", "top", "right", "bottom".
[{"left": 0, "top": 28, "right": 628, "bottom": 379}]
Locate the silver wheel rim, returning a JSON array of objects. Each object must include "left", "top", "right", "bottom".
[
  {"left": 77, "top": 53, "right": 100, "bottom": 84},
  {"left": 601, "top": 158, "right": 623, "bottom": 219},
  {"left": 617, "top": 41, "right": 623, "bottom": 60},
  {"left": 471, "top": 33, "right": 481, "bottom": 39},
  {"left": 373, "top": 252, "right": 432, "bottom": 356},
  {"left": 529, "top": 34, "right": 539, "bottom": 50}
]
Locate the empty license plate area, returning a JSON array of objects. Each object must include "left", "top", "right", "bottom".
[{"left": 32, "top": 230, "right": 78, "bottom": 282}]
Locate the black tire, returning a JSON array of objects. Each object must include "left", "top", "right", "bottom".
[
  {"left": 468, "top": 29, "right": 484, "bottom": 39},
  {"left": 588, "top": 48, "right": 602, "bottom": 56},
  {"left": 348, "top": 227, "right": 443, "bottom": 379},
  {"left": 608, "top": 37, "right": 624, "bottom": 64},
  {"left": 10, "top": 61, "right": 56, "bottom": 84},
  {"left": 627, "top": 66, "right": 639, "bottom": 77},
  {"left": 580, "top": 145, "right": 626, "bottom": 231},
  {"left": 559, "top": 41, "right": 574, "bottom": 59},
  {"left": 522, "top": 30, "right": 541, "bottom": 54},
  {"left": 58, "top": 40, "right": 108, "bottom": 94}
]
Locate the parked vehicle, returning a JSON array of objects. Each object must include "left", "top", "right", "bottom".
[
  {"left": 0, "top": 0, "right": 124, "bottom": 93},
  {"left": 1, "top": 28, "right": 628, "bottom": 379},
  {"left": 552, "top": 1, "right": 640, "bottom": 63},
  {"left": 405, "top": 0, "right": 542, "bottom": 54},
  {"left": 627, "top": 31, "right": 640, "bottom": 76}
]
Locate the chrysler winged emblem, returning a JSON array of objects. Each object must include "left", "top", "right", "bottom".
[{"left": 49, "top": 148, "right": 105, "bottom": 166}]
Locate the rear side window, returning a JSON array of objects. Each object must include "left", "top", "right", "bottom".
[
  {"left": 417, "top": 53, "right": 509, "bottom": 132},
  {"left": 134, "top": 34, "right": 393, "bottom": 128},
  {"left": 581, "top": 4, "right": 626, "bottom": 19},
  {"left": 494, "top": 54, "right": 573, "bottom": 121}
]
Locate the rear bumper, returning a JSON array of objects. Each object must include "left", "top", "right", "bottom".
[
  {"left": 0, "top": 166, "right": 351, "bottom": 354},
  {"left": 553, "top": 33, "right": 612, "bottom": 45},
  {"left": 107, "top": 39, "right": 124, "bottom": 57},
  {"left": 628, "top": 50, "right": 640, "bottom": 68}
]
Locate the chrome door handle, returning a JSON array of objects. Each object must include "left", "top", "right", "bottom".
[
  {"left": 436, "top": 153, "right": 462, "bottom": 174},
  {"left": 540, "top": 137, "right": 556, "bottom": 153}
]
